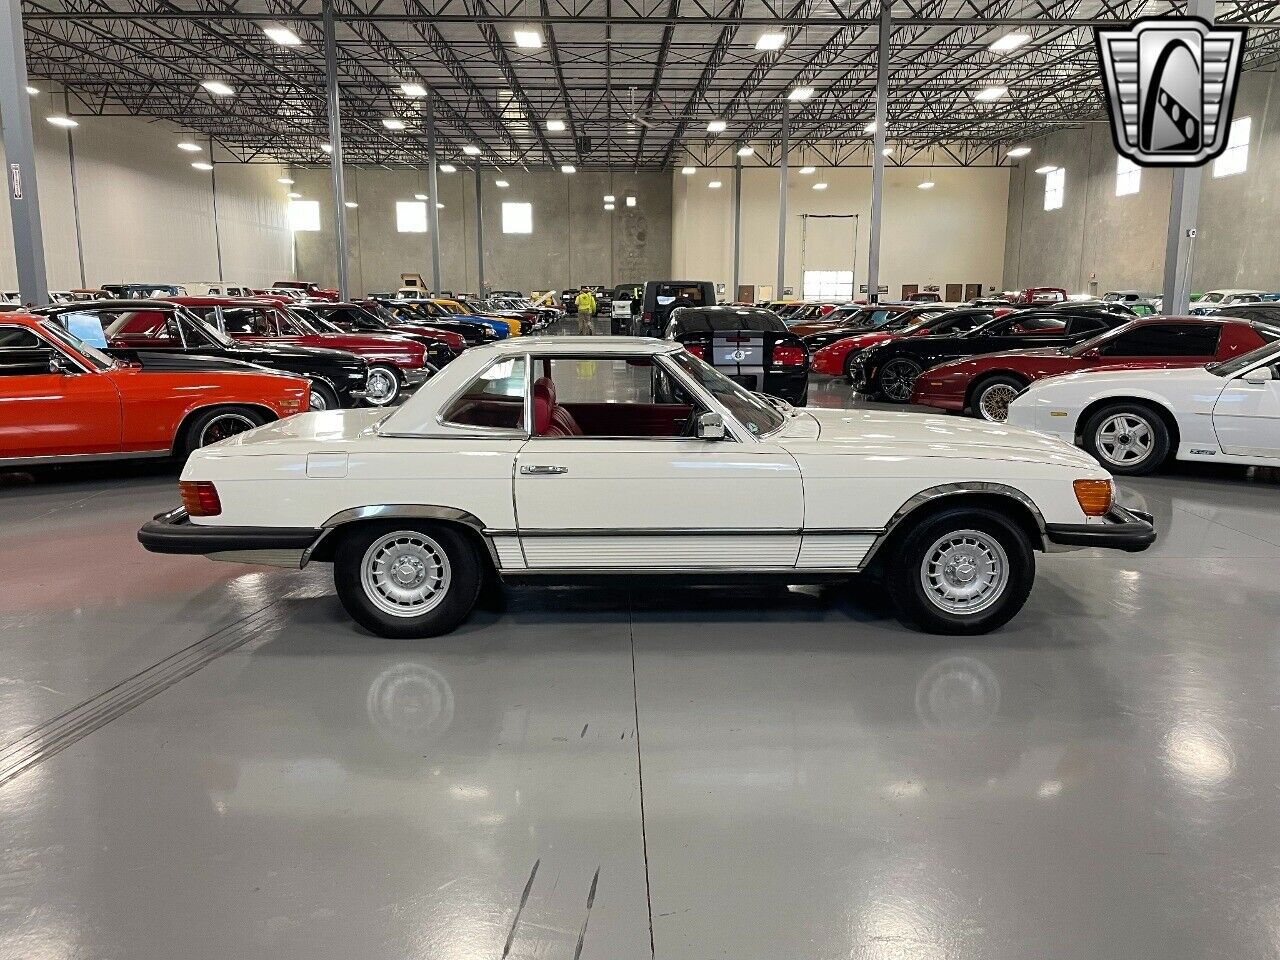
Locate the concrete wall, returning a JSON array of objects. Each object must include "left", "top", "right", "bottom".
[
  {"left": 0, "top": 109, "right": 292, "bottom": 293},
  {"left": 1003, "top": 68, "right": 1280, "bottom": 295},
  {"left": 673, "top": 164, "right": 1011, "bottom": 301},
  {"left": 292, "top": 166, "right": 673, "bottom": 295}
]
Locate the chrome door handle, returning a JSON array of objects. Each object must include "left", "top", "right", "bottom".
[{"left": 520, "top": 465, "right": 569, "bottom": 475}]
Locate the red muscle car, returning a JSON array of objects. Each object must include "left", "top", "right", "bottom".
[
  {"left": 912, "top": 316, "right": 1279, "bottom": 422},
  {"left": 168, "top": 296, "right": 433, "bottom": 406},
  {"left": 811, "top": 309, "right": 995, "bottom": 378},
  {"left": 271, "top": 280, "right": 340, "bottom": 302},
  {"left": 0, "top": 312, "right": 309, "bottom": 465}
]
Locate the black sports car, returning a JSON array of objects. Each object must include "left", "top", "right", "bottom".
[
  {"left": 39, "top": 300, "right": 369, "bottom": 410},
  {"left": 850, "top": 308, "right": 1131, "bottom": 402},
  {"left": 665, "top": 305, "right": 809, "bottom": 405}
]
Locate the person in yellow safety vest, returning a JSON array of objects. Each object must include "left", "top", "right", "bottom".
[{"left": 574, "top": 287, "right": 597, "bottom": 335}]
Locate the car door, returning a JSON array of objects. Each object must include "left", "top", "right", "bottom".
[
  {"left": 0, "top": 324, "right": 122, "bottom": 458},
  {"left": 1212, "top": 353, "right": 1280, "bottom": 458},
  {"left": 513, "top": 354, "right": 803, "bottom": 569}
]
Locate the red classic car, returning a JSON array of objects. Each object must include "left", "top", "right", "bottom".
[
  {"left": 168, "top": 296, "right": 433, "bottom": 406},
  {"left": 0, "top": 312, "right": 309, "bottom": 466},
  {"left": 811, "top": 308, "right": 995, "bottom": 378},
  {"left": 271, "top": 280, "right": 340, "bottom": 302},
  {"left": 912, "top": 316, "right": 1279, "bottom": 422}
]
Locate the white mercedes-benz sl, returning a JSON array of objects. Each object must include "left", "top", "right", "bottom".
[{"left": 140, "top": 337, "right": 1155, "bottom": 637}]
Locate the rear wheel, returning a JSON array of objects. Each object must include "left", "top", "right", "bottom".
[
  {"left": 886, "top": 507, "right": 1035, "bottom": 635},
  {"left": 363, "top": 365, "right": 402, "bottom": 407},
  {"left": 334, "top": 522, "right": 482, "bottom": 638},
  {"left": 843, "top": 350, "right": 860, "bottom": 384},
  {"left": 1082, "top": 403, "right": 1170, "bottom": 475},
  {"left": 972, "top": 374, "right": 1026, "bottom": 422},
  {"left": 308, "top": 379, "right": 340, "bottom": 411},
  {"left": 878, "top": 357, "right": 923, "bottom": 403},
  {"left": 182, "top": 406, "right": 266, "bottom": 457}
]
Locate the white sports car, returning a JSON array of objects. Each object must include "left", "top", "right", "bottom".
[
  {"left": 140, "top": 337, "right": 1154, "bottom": 637},
  {"left": 1007, "top": 340, "right": 1280, "bottom": 475}
]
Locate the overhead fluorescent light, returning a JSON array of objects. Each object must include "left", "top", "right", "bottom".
[
  {"left": 414, "top": 193, "right": 428, "bottom": 200},
  {"left": 626, "top": 196, "right": 637, "bottom": 207},
  {"left": 192, "top": 161, "right": 214, "bottom": 171},
  {"left": 320, "top": 142, "right": 333, "bottom": 154},
  {"left": 787, "top": 86, "right": 815, "bottom": 101},
  {"left": 513, "top": 29, "right": 543, "bottom": 48},
  {"left": 561, "top": 164, "right": 576, "bottom": 173},
  {"left": 989, "top": 32, "right": 1031, "bottom": 53},
  {"left": 918, "top": 180, "right": 935, "bottom": 190},
  {"left": 546, "top": 119, "right": 567, "bottom": 132},
  {"left": 46, "top": 115, "right": 78, "bottom": 128},
  {"left": 400, "top": 82, "right": 428, "bottom": 97},
  {"left": 863, "top": 120, "right": 877, "bottom": 133},
  {"left": 26, "top": 85, "right": 39, "bottom": 95},
  {"left": 263, "top": 25, "right": 303, "bottom": 46},
  {"left": 277, "top": 177, "right": 294, "bottom": 184},
  {"left": 681, "top": 166, "right": 697, "bottom": 174},
  {"left": 286, "top": 191, "right": 302, "bottom": 199},
  {"left": 755, "top": 32, "right": 786, "bottom": 51},
  {"left": 344, "top": 201, "right": 358, "bottom": 208},
  {"left": 201, "top": 80, "right": 235, "bottom": 96},
  {"left": 737, "top": 145, "right": 755, "bottom": 157},
  {"left": 177, "top": 140, "right": 202, "bottom": 152},
  {"left": 604, "top": 194, "right": 616, "bottom": 202},
  {"left": 882, "top": 147, "right": 893, "bottom": 155},
  {"left": 604, "top": 203, "right": 616, "bottom": 210},
  {"left": 495, "top": 179, "right": 510, "bottom": 187},
  {"left": 1035, "top": 164, "right": 1059, "bottom": 174},
  {"left": 439, "top": 163, "right": 457, "bottom": 173},
  {"left": 799, "top": 165, "right": 816, "bottom": 174},
  {"left": 382, "top": 118, "right": 407, "bottom": 130},
  {"left": 708, "top": 180, "right": 722, "bottom": 188},
  {"left": 462, "top": 144, "right": 481, "bottom": 156},
  {"left": 974, "top": 85, "right": 1008, "bottom": 102},
  {"left": 436, "top": 202, "right": 445, "bottom": 209},
  {"left": 706, "top": 119, "right": 727, "bottom": 133},
  {"left": 812, "top": 182, "right": 828, "bottom": 190},
  {"left": 1007, "top": 145, "right": 1032, "bottom": 158}
]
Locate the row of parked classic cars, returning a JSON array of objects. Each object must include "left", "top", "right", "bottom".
[{"left": 0, "top": 284, "right": 563, "bottom": 468}]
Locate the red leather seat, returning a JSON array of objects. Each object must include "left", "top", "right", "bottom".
[{"left": 532, "top": 377, "right": 583, "bottom": 437}]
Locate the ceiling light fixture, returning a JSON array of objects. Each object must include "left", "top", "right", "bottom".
[
  {"left": 787, "top": 86, "right": 815, "bottom": 101},
  {"left": 26, "top": 85, "right": 39, "bottom": 95},
  {"left": 799, "top": 165, "right": 816, "bottom": 174},
  {"left": 436, "top": 202, "right": 445, "bottom": 209},
  {"left": 755, "top": 32, "right": 786, "bottom": 51},
  {"left": 177, "top": 140, "right": 202, "bottom": 152},
  {"left": 400, "top": 82, "right": 428, "bottom": 97},
  {"left": 277, "top": 177, "right": 294, "bottom": 184},
  {"left": 561, "top": 164, "right": 576, "bottom": 173},
  {"left": 737, "top": 145, "right": 755, "bottom": 157},
  {"left": 345, "top": 201, "right": 358, "bottom": 208},
  {"left": 706, "top": 119, "right": 727, "bottom": 133},
  {"left": 192, "top": 161, "right": 214, "bottom": 171},
  {"left": 546, "top": 119, "right": 567, "bottom": 132},
  {"left": 1007, "top": 145, "right": 1032, "bottom": 158},
  {"left": 812, "top": 182, "right": 828, "bottom": 190},
  {"left": 681, "top": 166, "right": 697, "bottom": 174},
  {"left": 45, "top": 115, "right": 78, "bottom": 128},
  {"left": 604, "top": 194, "right": 616, "bottom": 202},
  {"left": 201, "top": 80, "right": 234, "bottom": 96},
  {"left": 988, "top": 32, "right": 1031, "bottom": 53},
  {"left": 1035, "top": 164, "right": 1058, "bottom": 174},
  {"left": 604, "top": 203, "right": 616, "bottom": 210},
  {"left": 414, "top": 193, "right": 428, "bottom": 200},
  {"left": 462, "top": 145, "right": 481, "bottom": 156},
  {"left": 863, "top": 120, "right": 877, "bottom": 133},
  {"left": 263, "top": 25, "right": 303, "bottom": 46},
  {"left": 708, "top": 180, "right": 722, "bottom": 188},
  {"left": 320, "top": 143, "right": 333, "bottom": 154},
  {"left": 626, "top": 196, "right": 636, "bottom": 207},
  {"left": 286, "top": 191, "right": 302, "bottom": 198},
  {"left": 918, "top": 180, "right": 935, "bottom": 190},
  {"left": 382, "top": 118, "right": 407, "bottom": 130},
  {"left": 974, "top": 85, "right": 1008, "bottom": 102},
  {"left": 439, "top": 163, "right": 457, "bottom": 173},
  {"left": 513, "top": 29, "right": 543, "bottom": 48},
  {"left": 882, "top": 147, "right": 893, "bottom": 156},
  {"left": 495, "top": 179, "right": 509, "bottom": 187}
]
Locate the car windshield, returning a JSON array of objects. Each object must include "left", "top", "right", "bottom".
[
  {"left": 666, "top": 350, "right": 786, "bottom": 437},
  {"left": 176, "top": 308, "right": 236, "bottom": 347},
  {"left": 40, "top": 318, "right": 116, "bottom": 370},
  {"left": 1208, "top": 341, "right": 1280, "bottom": 377},
  {"left": 287, "top": 307, "right": 331, "bottom": 334}
]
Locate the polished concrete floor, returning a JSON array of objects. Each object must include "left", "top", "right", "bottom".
[{"left": 4, "top": 332, "right": 1280, "bottom": 959}]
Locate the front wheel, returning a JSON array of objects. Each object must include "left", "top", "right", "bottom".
[
  {"left": 308, "top": 379, "right": 340, "bottom": 411},
  {"left": 363, "top": 365, "right": 402, "bottom": 407},
  {"left": 1081, "top": 403, "right": 1170, "bottom": 475},
  {"left": 334, "top": 523, "right": 483, "bottom": 638},
  {"left": 886, "top": 507, "right": 1035, "bottom": 635},
  {"left": 878, "top": 358, "right": 923, "bottom": 403}
]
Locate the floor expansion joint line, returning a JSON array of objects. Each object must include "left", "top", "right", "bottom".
[
  {"left": 0, "top": 601, "right": 283, "bottom": 788},
  {"left": 629, "top": 596, "right": 657, "bottom": 958}
]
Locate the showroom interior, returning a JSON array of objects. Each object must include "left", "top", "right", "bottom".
[{"left": 5, "top": 0, "right": 1280, "bottom": 958}]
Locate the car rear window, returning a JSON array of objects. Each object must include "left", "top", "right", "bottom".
[
  {"left": 674, "top": 309, "right": 786, "bottom": 333},
  {"left": 655, "top": 284, "right": 710, "bottom": 307}
]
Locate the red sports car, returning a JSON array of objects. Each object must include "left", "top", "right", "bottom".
[
  {"left": 912, "top": 316, "right": 1278, "bottom": 422},
  {"left": 169, "top": 296, "right": 436, "bottom": 406},
  {"left": 0, "top": 312, "right": 308, "bottom": 465},
  {"left": 272, "top": 280, "right": 340, "bottom": 302},
  {"left": 811, "top": 308, "right": 994, "bottom": 379}
]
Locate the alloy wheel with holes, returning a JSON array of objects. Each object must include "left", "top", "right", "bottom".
[
  {"left": 1081, "top": 403, "right": 1170, "bottom": 476},
  {"left": 885, "top": 506, "right": 1034, "bottom": 635},
  {"left": 363, "top": 366, "right": 401, "bottom": 407},
  {"left": 181, "top": 406, "right": 266, "bottom": 457},
  {"left": 878, "top": 358, "right": 923, "bottom": 403},
  {"left": 334, "top": 522, "right": 482, "bottom": 638},
  {"left": 974, "top": 377, "right": 1025, "bottom": 422}
]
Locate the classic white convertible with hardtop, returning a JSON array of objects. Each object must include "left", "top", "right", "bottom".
[{"left": 140, "top": 337, "right": 1155, "bottom": 636}]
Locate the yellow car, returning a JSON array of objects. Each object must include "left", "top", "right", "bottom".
[{"left": 433, "top": 298, "right": 523, "bottom": 335}]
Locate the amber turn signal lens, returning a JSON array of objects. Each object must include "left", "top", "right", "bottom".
[
  {"left": 1073, "top": 478, "right": 1113, "bottom": 517},
  {"left": 180, "top": 480, "right": 222, "bottom": 517}
]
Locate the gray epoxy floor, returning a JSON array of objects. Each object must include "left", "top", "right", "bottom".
[{"left": 4, "top": 354, "right": 1280, "bottom": 959}]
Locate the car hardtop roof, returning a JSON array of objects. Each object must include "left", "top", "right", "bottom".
[
  {"left": 485, "top": 335, "right": 677, "bottom": 357},
  {"left": 40, "top": 298, "right": 184, "bottom": 311}
]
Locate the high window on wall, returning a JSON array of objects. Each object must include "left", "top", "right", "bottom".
[
  {"left": 396, "top": 200, "right": 428, "bottom": 233},
  {"left": 1044, "top": 167, "right": 1065, "bottom": 211},
  {"left": 1213, "top": 116, "right": 1251, "bottom": 178},
  {"left": 288, "top": 199, "right": 320, "bottom": 232},
  {"left": 502, "top": 201, "right": 533, "bottom": 234},
  {"left": 803, "top": 270, "right": 854, "bottom": 299},
  {"left": 1115, "top": 156, "right": 1141, "bottom": 197}
]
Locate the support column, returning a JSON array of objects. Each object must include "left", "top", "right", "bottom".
[
  {"left": 474, "top": 165, "right": 485, "bottom": 296},
  {"left": 0, "top": 0, "right": 49, "bottom": 306},
  {"left": 1161, "top": 0, "right": 1213, "bottom": 316},
  {"left": 425, "top": 91, "right": 443, "bottom": 293},
  {"left": 322, "top": 0, "right": 350, "bottom": 299},
  {"left": 732, "top": 154, "right": 742, "bottom": 300},
  {"left": 866, "top": 0, "right": 891, "bottom": 305},
  {"left": 776, "top": 101, "right": 788, "bottom": 297}
]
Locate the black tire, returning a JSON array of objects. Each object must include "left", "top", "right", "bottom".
[
  {"left": 308, "top": 379, "right": 340, "bottom": 411},
  {"left": 877, "top": 357, "right": 923, "bottom": 403},
  {"left": 363, "top": 365, "right": 402, "bottom": 407},
  {"left": 333, "top": 522, "right": 483, "bottom": 639},
  {"left": 843, "top": 350, "right": 860, "bottom": 384},
  {"left": 886, "top": 506, "right": 1035, "bottom": 635},
  {"left": 1081, "top": 402, "right": 1170, "bottom": 476},
  {"left": 970, "top": 374, "right": 1027, "bottom": 422},
  {"left": 181, "top": 406, "right": 267, "bottom": 457}
]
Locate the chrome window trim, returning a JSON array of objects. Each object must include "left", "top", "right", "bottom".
[
  {"left": 17, "top": 323, "right": 94, "bottom": 375},
  {"left": 430, "top": 353, "right": 532, "bottom": 438}
]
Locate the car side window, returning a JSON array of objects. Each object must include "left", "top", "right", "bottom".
[
  {"left": 531, "top": 357, "right": 700, "bottom": 439},
  {"left": 0, "top": 327, "right": 40, "bottom": 349},
  {"left": 441, "top": 357, "right": 528, "bottom": 431},
  {"left": 1100, "top": 324, "right": 1222, "bottom": 357}
]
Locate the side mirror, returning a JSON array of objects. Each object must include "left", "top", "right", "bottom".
[
  {"left": 1242, "top": 366, "right": 1275, "bottom": 385},
  {"left": 695, "top": 411, "right": 726, "bottom": 440}
]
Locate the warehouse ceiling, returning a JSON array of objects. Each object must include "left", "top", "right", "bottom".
[{"left": 19, "top": 0, "right": 1280, "bottom": 169}]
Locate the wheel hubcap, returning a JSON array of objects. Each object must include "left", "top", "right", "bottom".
[
  {"left": 1096, "top": 413, "right": 1154, "bottom": 466},
  {"left": 881, "top": 360, "right": 921, "bottom": 402},
  {"left": 920, "top": 529, "right": 1009, "bottom": 615},
  {"left": 361, "top": 531, "right": 452, "bottom": 618},
  {"left": 366, "top": 369, "right": 397, "bottom": 406},
  {"left": 199, "top": 412, "right": 255, "bottom": 447},
  {"left": 979, "top": 384, "right": 1018, "bottom": 422},
  {"left": 309, "top": 387, "right": 330, "bottom": 411}
]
